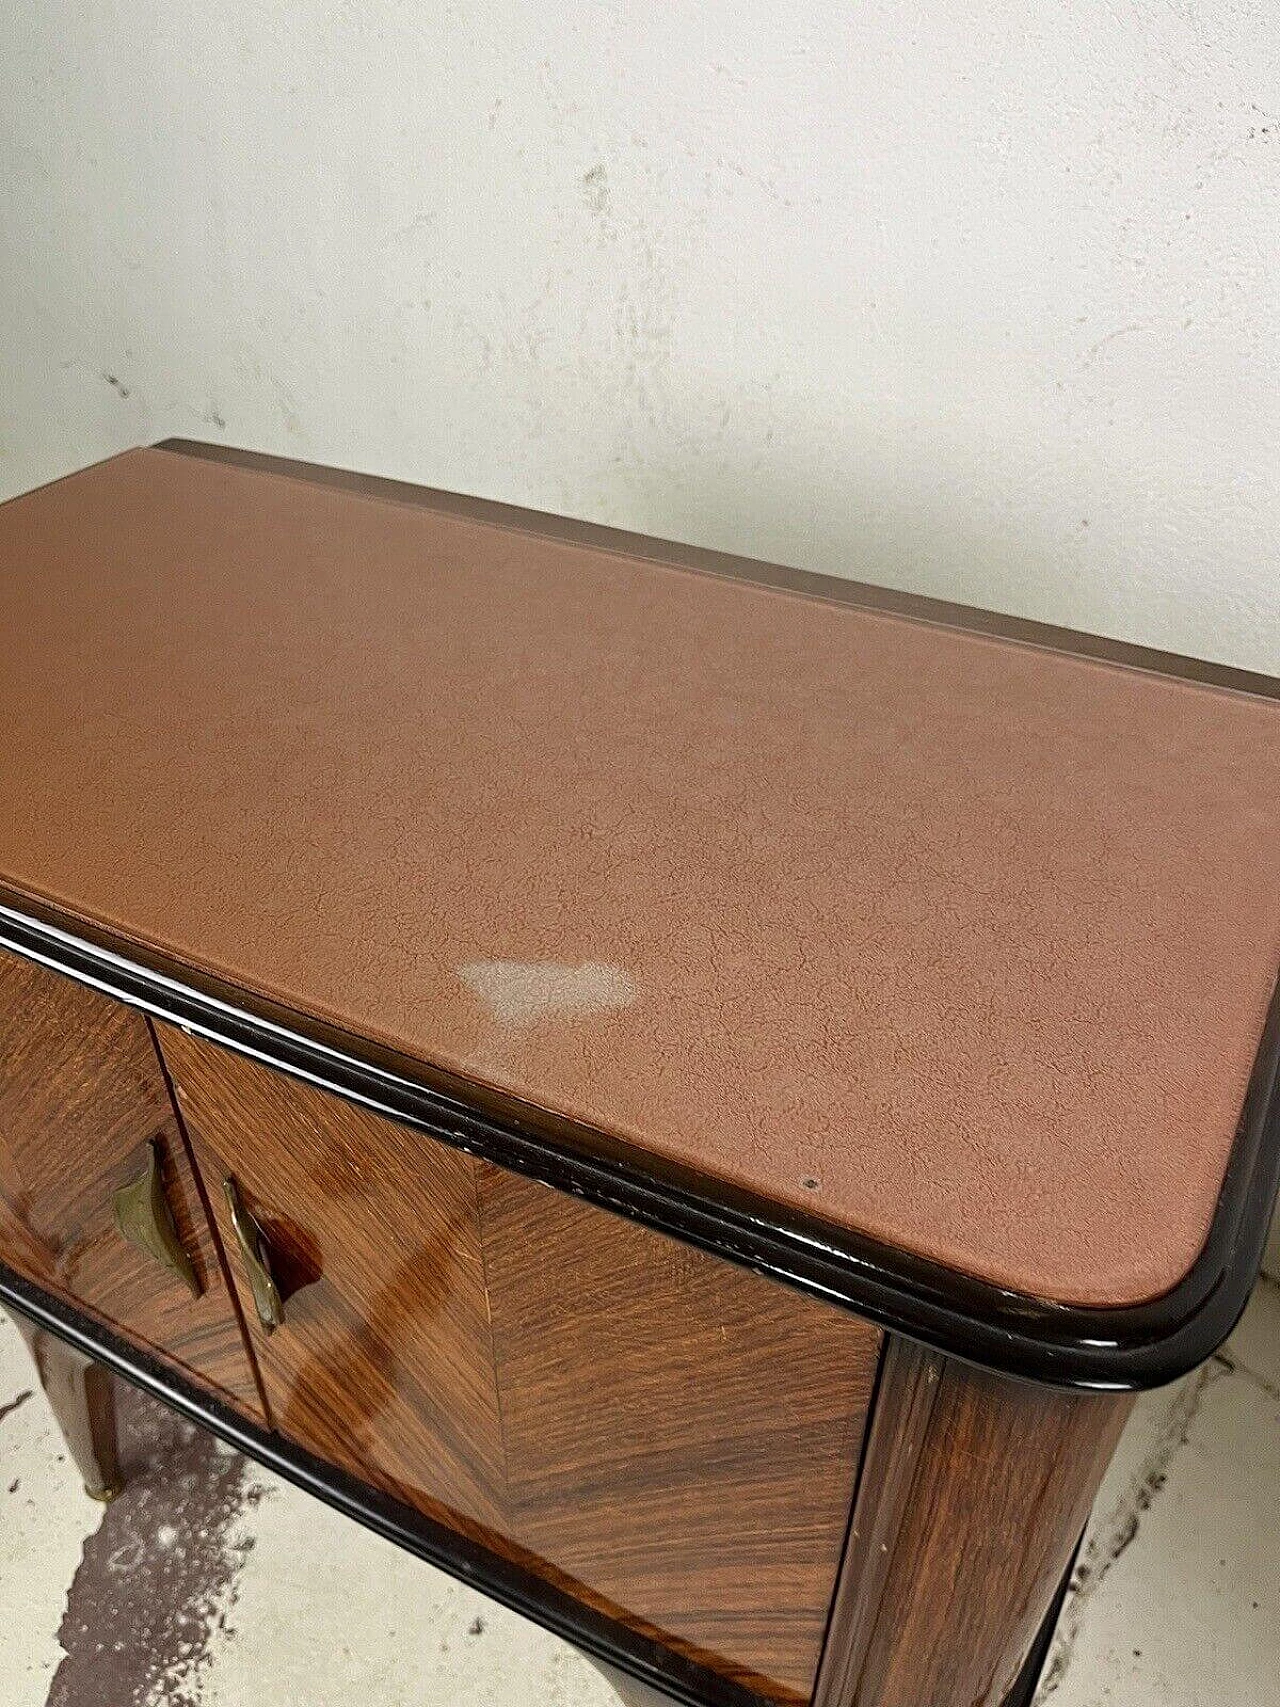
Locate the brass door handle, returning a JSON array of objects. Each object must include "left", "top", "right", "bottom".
[
  {"left": 223, "top": 1177, "right": 284, "bottom": 1333},
  {"left": 112, "top": 1139, "right": 201, "bottom": 1298}
]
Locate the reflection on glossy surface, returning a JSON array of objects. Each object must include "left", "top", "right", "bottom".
[
  {"left": 156, "top": 1024, "right": 883, "bottom": 1706},
  {"left": 158, "top": 1022, "right": 508, "bottom": 1539},
  {"left": 0, "top": 947, "right": 265, "bottom": 1419}
]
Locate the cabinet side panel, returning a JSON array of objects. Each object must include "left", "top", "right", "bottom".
[
  {"left": 480, "top": 1163, "right": 880, "bottom": 1705},
  {"left": 0, "top": 951, "right": 263, "bottom": 1418},
  {"left": 815, "top": 1336, "right": 1132, "bottom": 1707}
]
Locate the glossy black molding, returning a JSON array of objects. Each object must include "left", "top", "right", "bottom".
[
  {"left": 0, "top": 1265, "right": 766, "bottom": 1707},
  {"left": 2, "top": 893, "right": 1277, "bottom": 1391}
]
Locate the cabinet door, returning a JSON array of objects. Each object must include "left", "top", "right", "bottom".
[
  {"left": 154, "top": 1022, "right": 507, "bottom": 1539},
  {"left": 156, "top": 1025, "right": 881, "bottom": 1707},
  {"left": 0, "top": 950, "right": 264, "bottom": 1420},
  {"left": 478, "top": 1164, "right": 879, "bottom": 1705}
]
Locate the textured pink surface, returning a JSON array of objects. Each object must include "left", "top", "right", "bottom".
[{"left": 2, "top": 447, "right": 1279, "bottom": 1306}]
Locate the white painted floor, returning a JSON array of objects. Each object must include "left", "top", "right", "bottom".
[
  {"left": 1, "top": 1280, "right": 1277, "bottom": 1707},
  {"left": 1037, "top": 1274, "right": 1280, "bottom": 1707}
]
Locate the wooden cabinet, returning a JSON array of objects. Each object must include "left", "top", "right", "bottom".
[
  {"left": 154, "top": 1024, "right": 880, "bottom": 1706},
  {"left": 0, "top": 943, "right": 1139, "bottom": 1707},
  {"left": 0, "top": 951, "right": 263, "bottom": 1421},
  {"left": 3, "top": 442, "right": 1277, "bottom": 1707},
  {"left": 0, "top": 966, "right": 1133, "bottom": 1707}
]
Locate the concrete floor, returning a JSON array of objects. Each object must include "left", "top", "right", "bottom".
[{"left": 1, "top": 1281, "right": 1277, "bottom": 1707}]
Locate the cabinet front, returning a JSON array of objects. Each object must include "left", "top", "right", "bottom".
[
  {"left": 0, "top": 950, "right": 264, "bottom": 1420},
  {"left": 477, "top": 1161, "right": 880, "bottom": 1704},
  {"left": 156, "top": 1024, "right": 882, "bottom": 1706},
  {"left": 154, "top": 1020, "right": 508, "bottom": 1540}
]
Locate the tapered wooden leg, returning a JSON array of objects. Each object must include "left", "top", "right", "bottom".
[{"left": 10, "top": 1311, "right": 123, "bottom": 1502}]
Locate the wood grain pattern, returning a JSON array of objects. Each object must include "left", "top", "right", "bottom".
[
  {"left": 813, "top": 1336, "right": 1132, "bottom": 1707},
  {"left": 811, "top": 1337, "right": 940, "bottom": 1706},
  {"left": 157, "top": 1028, "right": 878, "bottom": 1705},
  {"left": 478, "top": 1163, "right": 879, "bottom": 1704},
  {"left": 155, "top": 1023, "right": 508, "bottom": 1537},
  {"left": 0, "top": 950, "right": 264, "bottom": 1418}
]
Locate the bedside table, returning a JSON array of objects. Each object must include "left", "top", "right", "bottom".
[{"left": 2, "top": 441, "right": 1277, "bottom": 1707}]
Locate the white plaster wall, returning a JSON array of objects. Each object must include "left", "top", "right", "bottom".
[
  {"left": 3, "top": 2, "right": 1278, "bottom": 667},
  {"left": 2, "top": 5, "right": 1279, "bottom": 1264}
]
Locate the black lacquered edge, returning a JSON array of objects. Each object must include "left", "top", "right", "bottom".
[
  {"left": 0, "top": 1267, "right": 764, "bottom": 1707},
  {"left": 1, "top": 896, "right": 1277, "bottom": 1391}
]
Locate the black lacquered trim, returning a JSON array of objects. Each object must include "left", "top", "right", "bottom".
[
  {"left": 0, "top": 1266, "right": 767, "bottom": 1707},
  {"left": 1, "top": 896, "right": 1277, "bottom": 1391}
]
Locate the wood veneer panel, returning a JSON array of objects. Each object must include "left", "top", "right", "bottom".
[
  {"left": 0, "top": 950, "right": 262, "bottom": 1418},
  {"left": 479, "top": 1164, "right": 879, "bottom": 1705},
  {"left": 157, "top": 1026, "right": 876, "bottom": 1703},
  {"left": 813, "top": 1337, "right": 1132, "bottom": 1707},
  {"left": 155, "top": 1024, "right": 506, "bottom": 1537}
]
